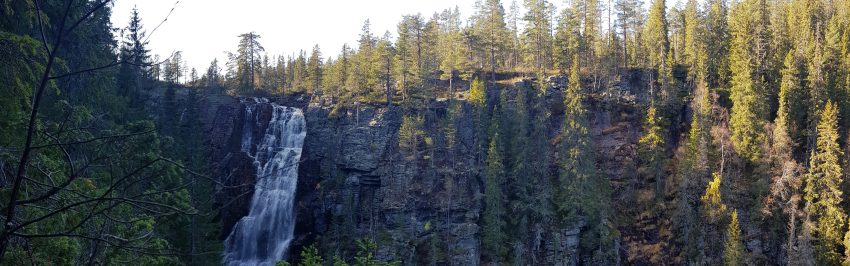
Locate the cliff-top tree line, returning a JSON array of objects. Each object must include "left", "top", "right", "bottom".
[{"left": 4, "top": 0, "right": 850, "bottom": 265}]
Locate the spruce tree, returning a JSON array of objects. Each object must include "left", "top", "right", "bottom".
[
  {"left": 508, "top": 86, "right": 530, "bottom": 241},
  {"left": 644, "top": 0, "right": 669, "bottom": 69},
  {"left": 638, "top": 105, "right": 665, "bottom": 195},
  {"left": 777, "top": 51, "right": 807, "bottom": 147},
  {"left": 557, "top": 57, "right": 590, "bottom": 220},
  {"left": 527, "top": 90, "right": 554, "bottom": 232},
  {"left": 556, "top": 58, "right": 614, "bottom": 262},
  {"left": 723, "top": 210, "right": 744, "bottom": 266},
  {"left": 728, "top": 0, "right": 770, "bottom": 162},
  {"left": 804, "top": 101, "right": 846, "bottom": 264},
  {"left": 117, "top": 7, "right": 151, "bottom": 100},
  {"left": 482, "top": 133, "right": 507, "bottom": 262},
  {"left": 682, "top": 0, "right": 701, "bottom": 80},
  {"left": 298, "top": 245, "right": 323, "bottom": 266},
  {"left": 844, "top": 224, "right": 850, "bottom": 266},
  {"left": 705, "top": 0, "right": 729, "bottom": 89}
]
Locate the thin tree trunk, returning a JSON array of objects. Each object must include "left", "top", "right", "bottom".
[{"left": 0, "top": 0, "right": 73, "bottom": 259}]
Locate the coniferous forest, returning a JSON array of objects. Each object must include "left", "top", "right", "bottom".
[{"left": 3, "top": 0, "right": 850, "bottom": 265}]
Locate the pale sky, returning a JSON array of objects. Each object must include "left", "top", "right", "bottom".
[{"left": 110, "top": 0, "right": 578, "bottom": 72}]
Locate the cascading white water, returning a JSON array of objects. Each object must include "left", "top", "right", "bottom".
[{"left": 223, "top": 99, "right": 306, "bottom": 266}]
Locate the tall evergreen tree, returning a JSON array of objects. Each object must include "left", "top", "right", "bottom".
[
  {"left": 474, "top": 0, "right": 510, "bottom": 82},
  {"left": 643, "top": 0, "right": 669, "bottom": 69},
  {"left": 482, "top": 133, "right": 507, "bottom": 262},
  {"left": 728, "top": 0, "right": 770, "bottom": 162},
  {"left": 556, "top": 58, "right": 614, "bottom": 262},
  {"left": 682, "top": 0, "right": 701, "bottom": 80},
  {"left": 438, "top": 7, "right": 468, "bottom": 96},
  {"left": 614, "top": 0, "right": 643, "bottom": 67},
  {"left": 374, "top": 32, "right": 395, "bottom": 104},
  {"left": 777, "top": 51, "right": 808, "bottom": 146},
  {"left": 521, "top": 0, "right": 554, "bottom": 76},
  {"left": 236, "top": 32, "right": 265, "bottom": 92},
  {"left": 206, "top": 58, "right": 222, "bottom": 90},
  {"left": 553, "top": 5, "right": 582, "bottom": 73},
  {"left": 307, "top": 44, "right": 324, "bottom": 95},
  {"left": 705, "top": 0, "right": 730, "bottom": 89},
  {"left": 723, "top": 210, "right": 744, "bottom": 266},
  {"left": 117, "top": 7, "right": 151, "bottom": 100},
  {"left": 638, "top": 105, "right": 666, "bottom": 195},
  {"left": 582, "top": 0, "right": 601, "bottom": 61},
  {"left": 804, "top": 101, "right": 846, "bottom": 265}
]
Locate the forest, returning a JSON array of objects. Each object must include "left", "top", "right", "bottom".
[{"left": 2, "top": 0, "right": 850, "bottom": 265}]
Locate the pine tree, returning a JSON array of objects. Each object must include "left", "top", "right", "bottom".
[
  {"left": 521, "top": 0, "right": 554, "bottom": 76},
  {"left": 507, "top": 0, "right": 521, "bottom": 69},
  {"left": 553, "top": 5, "right": 581, "bottom": 73},
  {"left": 307, "top": 45, "right": 324, "bottom": 95},
  {"left": 474, "top": 0, "right": 510, "bottom": 82},
  {"left": 804, "top": 101, "right": 846, "bottom": 264},
  {"left": 723, "top": 210, "right": 744, "bottom": 266},
  {"left": 374, "top": 32, "right": 395, "bottom": 105},
  {"left": 420, "top": 16, "right": 441, "bottom": 99},
  {"left": 824, "top": 16, "right": 848, "bottom": 131},
  {"left": 582, "top": 0, "right": 601, "bottom": 61},
  {"left": 614, "top": 0, "right": 642, "bottom": 67},
  {"left": 236, "top": 32, "right": 265, "bottom": 92},
  {"left": 438, "top": 7, "right": 468, "bottom": 96},
  {"left": 206, "top": 58, "right": 222, "bottom": 90},
  {"left": 395, "top": 15, "right": 425, "bottom": 100},
  {"left": 698, "top": 172, "right": 729, "bottom": 262},
  {"left": 526, "top": 89, "right": 554, "bottom": 237},
  {"left": 350, "top": 20, "right": 376, "bottom": 100},
  {"left": 335, "top": 44, "right": 352, "bottom": 102},
  {"left": 482, "top": 133, "right": 507, "bottom": 262}
]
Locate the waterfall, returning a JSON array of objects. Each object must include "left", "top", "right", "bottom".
[{"left": 223, "top": 99, "right": 306, "bottom": 266}]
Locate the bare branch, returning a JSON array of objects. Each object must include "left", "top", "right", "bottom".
[
  {"left": 31, "top": 129, "right": 156, "bottom": 149},
  {"left": 1, "top": 0, "right": 75, "bottom": 258},
  {"left": 49, "top": 53, "right": 175, "bottom": 80},
  {"left": 32, "top": 0, "right": 50, "bottom": 55},
  {"left": 143, "top": 1, "right": 181, "bottom": 44},
  {"left": 62, "top": 0, "right": 113, "bottom": 38}
]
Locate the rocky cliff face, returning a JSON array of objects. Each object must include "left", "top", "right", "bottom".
[{"left": 207, "top": 76, "right": 651, "bottom": 265}]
